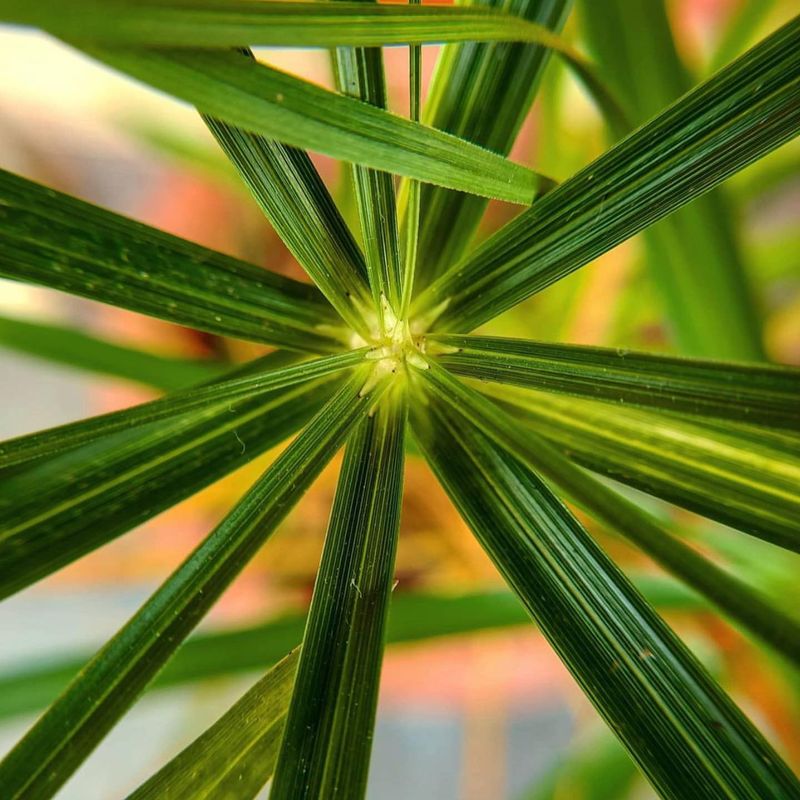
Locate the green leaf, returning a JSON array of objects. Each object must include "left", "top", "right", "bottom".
[
  {"left": 0, "top": 313, "right": 225, "bottom": 391},
  {"left": 0, "top": 371, "right": 339, "bottom": 599},
  {"left": 0, "top": 348, "right": 365, "bottom": 469},
  {"left": 0, "top": 580, "right": 707, "bottom": 723},
  {"left": 489, "top": 385, "right": 800, "bottom": 552},
  {"left": 414, "top": 17, "right": 800, "bottom": 332},
  {"left": 580, "top": 0, "right": 764, "bottom": 359},
  {"left": 410, "top": 388, "right": 800, "bottom": 799},
  {"left": 201, "top": 49, "right": 374, "bottom": 338},
  {"left": 428, "top": 334, "right": 800, "bottom": 429},
  {"left": 128, "top": 649, "right": 299, "bottom": 800},
  {"left": 332, "top": 34, "right": 403, "bottom": 316},
  {"left": 408, "top": 0, "right": 570, "bottom": 287},
  {"left": 1, "top": 0, "right": 585, "bottom": 49},
  {"left": 421, "top": 364, "right": 800, "bottom": 667},
  {"left": 400, "top": 1, "right": 422, "bottom": 317},
  {"left": 0, "top": 368, "right": 388, "bottom": 800},
  {"left": 0, "top": 168, "right": 342, "bottom": 352},
  {"left": 272, "top": 395, "right": 406, "bottom": 799},
  {"left": 72, "top": 46, "right": 550, "bottom": 205}
]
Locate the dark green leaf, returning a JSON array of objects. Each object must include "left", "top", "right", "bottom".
[
  {"left": 428, "top": 334, "right": 800, "bottom": 429},
  {"left": 332, "top": 34, "right": 403, "bottom": 315},
  {"left": 0, "top": 368, "right": 388, "bottom": 800},
  {"left": 490, "top": 385, "right": 800, "bottom": 551},
  {"left": 415, "top": 17, "right": 800, "bottom": 332},
  {"left": 272, "top": 395, "right": 406, "bottom": 799},
  {"left": 128, "top": 649, "right": 299, "bottom": 800},
  {"left": 421, "top": 364, "right": 800, "bottom": 666},
  {"left": 410, "top": 388, "right": 800, "bottom": 799},
  {"left": 203, "top": 69, "right": 374, "bottom": 337},
  {"left": 0, "top": 348, "right": 365, "bottom": 469},
  {"left": 0, "top": 371, "right": 339, "bottom": 599},
  {"left": 408, "top": 0, "right": 569, "bottom": 286},
  {"left": 0, "top": 314, "right": 225, "bottom": 391},
  {"left": 0, "top": 168, "right": 342, "bottom": 352}
]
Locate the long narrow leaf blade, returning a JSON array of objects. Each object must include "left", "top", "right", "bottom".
[
  {"left": 128, "top": 649, "right": 299, "bottom": 800},
  {"left": 410, "top": 392, "right": 800, "bottom": 799},
  {"left": 203, "top": 61, "right": 374, "bottom": 337},
  {"left": 3, "top": 0, "right": 584, "bottom": 49},
  {"left": 415, "top": 17, "right": 800, "bottom": 331},
  {"left": 0, "top": 369, "right": 389, "bottom": 800},
  {"left": 333, "top": 36, "right": 403, "bottom": 315},
  {"left": 411, "top": 0, "right": 570, "bottom": 286},
  {"left": 422, "top": 364, "right": 800, "bottom": 666},
  {"left": 490, "top": 385, "right": 800, "bottom": 551},
  {"left": 0, "top": 169, "right": 342, "bottom": 352},
  {"left": 428, "top": 334, "right": 800, "bottom": 429},
  {"left": 74, "top": 46, "right": 550, "bottom": 205},
  {"left": 0, "top": 348, "right": 365, "bottom": 469},
  {"left": 272, "top": 395, "right": 406, "bottom": 799},
  {"left": 0, "top": 373, "right": 339, "bottom": 598}
]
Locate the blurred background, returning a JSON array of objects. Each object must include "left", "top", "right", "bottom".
[{"left": 1, "top": 1, "right": 799, "bottom": 797}]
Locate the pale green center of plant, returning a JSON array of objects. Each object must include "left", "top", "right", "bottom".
[{"left": 361, "top": 295, "right": 429, "bottom": 387}]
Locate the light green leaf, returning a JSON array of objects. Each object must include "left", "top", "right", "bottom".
[
  {"left": 0, "top": 168, "right": 342, "bottom": 352},
  {"left": 0, "top": 314, "right": 225, "bottom": 391},
  {"left": 410, "top": 387, "right": 800, "bottom": 799},
  {"left": 428, "top": 334, "right": 800, "bottom": 429},
  {"left": 0, "top": 368, "right": 388, "bottom": 800},
  {"left": 128, "top": 649, "right": 299, "bottom": 800},
  {"left": 489, "top": 384, "right": 800, "bottom": 551},
  {"left": 414, "top": 17, "right": 800, "bottom": 332},
  {"left": 421, "top": 364, "right": 800, "bottom": 666},
  {"left": 272, "top": 395, "right": 406, "bottom": 799}
]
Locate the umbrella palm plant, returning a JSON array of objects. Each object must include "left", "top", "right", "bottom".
[{"left": 0, "top": 1, "right": 799, "bottom": 798}]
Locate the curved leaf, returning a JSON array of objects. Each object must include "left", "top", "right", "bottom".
[{"left": 77, "top": 46, "right": 550, "bottom": 205}]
